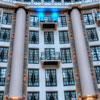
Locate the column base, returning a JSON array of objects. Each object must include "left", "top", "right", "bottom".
[
  {"left": 8, "top": 97, "right": 22, "bottom": 100},
  {"left": 82, "top": 95, "right": 97, "bottom": 100}
]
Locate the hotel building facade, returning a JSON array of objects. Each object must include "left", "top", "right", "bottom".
[{"left": 0, "top": 0, "right": 100, "bottom": 100}]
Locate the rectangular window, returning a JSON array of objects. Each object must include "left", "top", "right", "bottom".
[
  {"left": 30, "top": 16, "right": 39, "bottom": 27},
  {"left": 46, "top": 92, "right": 58, "bottom": 100},
  {"left": 0, "top": 68, "right": 6, "bottom": 86},
  {"left": 83, "top": 14, "right": 94, "bottom": 25},
  {"left": 90, "top": 46, "right": 100, "bottom": 61},
  {"left": 99, "top": 90, "right": 100, "bottom": 96},
  {"left": 0, "top": 47, "right": 9, "bottom": 62},
  {"left": 13, "top": 0, "right": 21, "bottom": 1},
  {"left": 58, "top": 16, "right": 67, "bottom": 27},
  {"left": 0, "top": 29, "right": 11, "bottom": 42},
  {"left": 2, "top": 13, "right": 12, "bottom": 25},
  {"left": 27, "top": 92, "right": 39, "bottom": 100},
  {"left": 29, "top": 49, "right": 39, "bottom": 64},
  {"left": 62, "top": 69, "right": 75, "bottom": 86},
  {"left": 29, "top": 31, "right": 39, "bottom": 44},
  {"left": 64, "top": 91, "right": 77, "bottom": 100},
  {"left": 28, "top": 69, "right": 39, "bottom": 87},
  {"left": 54, "top": 0, "right": 61, "bottom": 5},
  {"left": 44, "top": 16, "right": 53, "bottom": 22},
  {"left": 44, "top": 32, "right": 54, "bottom": 44},
  {"left": 64, "top": 0, "right": 71, "bottom": 4},
  {"left": 44, "top": 0, "right": 51, "bottom": 3},
  {"left": 24, "top": 0, "right": 31, "bottom": 2},
  {"left": 45, "top": 48, "right": 55, "bottom": 60},
  {"left": 45, "top": 69, "right": 57, "bottom": 86},
  {"left": 59, "top": 31, "right": 69, "bottom": 44},
  {"left": 34, "top": 0, "right": 41, "bottom": 5},
  {"left": 61, "top": 48, "right": 72, "bottom": 63},
  {"left": 94, "top": 67, "right": 100, "bottom": 84},
  {"left": 75, "top": 0, "right": 81, "bottom": 2},
  {"left": 97, "top": 12, "right": 100, "bottom": 19},
  {"left": 86, "top": 28, "right": 98, "bottom": 42},
  {"left": 0, "top": 92, "right": 4, "bottom": 100}
]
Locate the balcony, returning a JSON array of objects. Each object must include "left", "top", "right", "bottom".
[
  {"left": 41, "top": 52, "right": 60, "bottom": 68},
  {"left": 41, "top": 16, "right": 57, "bottom": 30}
]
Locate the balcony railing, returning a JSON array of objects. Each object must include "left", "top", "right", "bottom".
[
  {"left": 40, "top": 17, "right": 57, "bottom": 30},
  {"left": 0, "top": 0, "right": 99, "bottom": 6},
  {"left": 41, "top": 52, "right": 60, "bottom": 60},
  {"left": 41, "top": 52, "right": 60, "bottom": 68}
]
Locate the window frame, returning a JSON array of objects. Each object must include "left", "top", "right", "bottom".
[
  {"left": 60, "top": 48, "right": 72, "bottom": 63},
  {"left": 27, "top": 92, "right": 39, "bottom": 100},
  {"left": 0, "top": 68, "right": 7, "bottom": 86},
  {"left": 45, "top": 69, "right": 57, "bottom": 87},
  {"left": 29, "top": 31, "right": 39, "bottom": 44},
  {"left": 59, "top": 31, "right": 69, "bottom": 44},
  {"left": 62, "top": 68, "right": 75, "bottom": 86},
  {"left": 28, "top": 49, "right": 39, "bottom": 64},
  {"left": 2, "top": 13, "right": 12, "bottom": 25},
  {"left": 28, "top": 69, "right": 39, "bottom": 87},
  {"left": 0, "top": 47, "right": 9, "bottom": 63},
  {"left": 46, "top": 92, "right": 58, "bottom": 100}
]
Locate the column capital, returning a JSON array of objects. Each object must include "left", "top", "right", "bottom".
[
  {"left": 82, "top": 95, "right": 97, "bottom": 100},
  {"left": 68, "top": 5, "right": 82, "bottom": 10},
  {"left": 67, "top": 5, "right": 82, "bottom": 15},
  {"left": 14, "top": 4, "right": 28, "bottom": 10}
]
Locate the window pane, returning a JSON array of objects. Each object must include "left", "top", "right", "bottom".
[
  {"left": 24, "top": 0, "right": 31, "bottom": 2},
  {"left": 0, "top": 68, "right": 6, "bottom": 86},
  {"left": 0, "top": 47, "right": 9, "bottom": 62},
  {"left": 83, "top": 14, "right": 94, "bottom": 25},
  {"left": 62, "top": 69, "right": 75, "bottom": 86},
  {"left": 86, "top": 28, "right": 98, "bottom": 42},
  {"left": 46, "top": 92, "right": 58, "bottom": 100},
  {"left": 64, "top": 91, "right": 77, "bottom": 100},
  {"left": 64, "top": 0, "right": 71, "bottom": 4},
  {"left": 28, "top": 69, "right": 39, "bottom": 87},
  {"left": 45, "top": 69, "right": 57, "bottom": 86},
  {"left": 27, "top": 92, "right": 39, "bottom": 100},
  {"left": 0, "top": 92, "right": 4, "bottom": 100},
  {"left": 44, "top": 0, "right": 51, "bottom": 3},
  {"left": 45, "top": 48, "right": 55, "bottom": 60},
  {"left": 90, "top": 46, "right": 100, "bottom": 61},
  {"left": 58, "top": 16, "right": 67, "bottom": 27},
  {"left": 59, "top": 31, "right": 69, "bottom": 44},
  {"left": 54, "top": 0, "right": 61, "bottom": 5},
  {"left": 75, "top": 0, "right": 81, "bottom": 2},
  {"left": 0, "top": 29, "right": 11, "bottom": 42},
  {"left": 44, "top": 32, "right": 54, "bottom": 44},
  {"left": 94, "top": 67, "right": 100, "bottom": 84},
  {"left": 30, "top": 16, "right": 39, "bottom": 27},
  {"left": 2, "top": 13, "right": 12, "bottom": 25},
  {"left": 29, "top": 31, "right": 39, "bottom": 44},
  {"left": 61, "top": 48, "right": 72, "bottom": 63},
  {"left": 34, "top": 0, "right": 41, "bottom": 5},
  {"left": 28, "top": 49, "right": 39, "bottom": 64}
]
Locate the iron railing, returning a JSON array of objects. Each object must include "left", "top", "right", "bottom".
[
  {"left": 0, "top": 0, "right": 99, "bottom": 5},
  {"left": 41, "top": 52, "right": 60, "bottom": 60}
]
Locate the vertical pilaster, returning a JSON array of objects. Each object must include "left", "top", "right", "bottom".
[
  {"left": 70, "top": 8, "right": 96, "bottom": 100},
  {"left": 8, "top": 8, "right": 26, "bottom": 100}
]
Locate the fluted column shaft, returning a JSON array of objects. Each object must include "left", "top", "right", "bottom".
[
  {"left": 70, "top": 8, "right": 96, "bottom": 99},
  {"left": 8, "top": 8, "right": 26, "bottom": 100}
]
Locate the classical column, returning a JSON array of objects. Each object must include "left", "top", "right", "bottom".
[
  {"left": 70, "top": 8, "right": 96, "bottom": 100},
  {"left": 8, "top": 8, "right": 26, "bottom": 100}
]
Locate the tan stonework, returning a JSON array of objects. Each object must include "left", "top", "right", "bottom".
[
  {"left": 82, "top": 95, "right": 97, "bottom": 100},
  {"left": 8, "top": 97, "right": 22, "bottom": 100}
]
